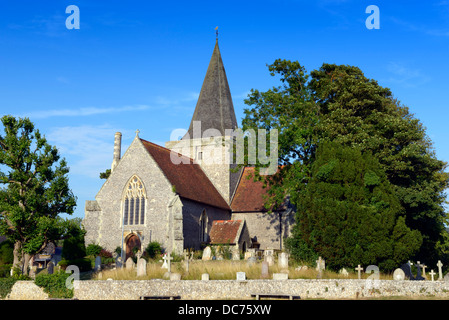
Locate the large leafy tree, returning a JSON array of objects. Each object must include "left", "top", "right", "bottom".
[
  {"left": 287, "top": 141, "right": 422, "bottom": 271},
  {"left": 243, "top": 60, "right": 449, "bottom": 266},
  {"left": 309, "top": 64, "right": 449, "bottom": 265},
  {"left": 0, "top": 116, "right": 77, "bottom": 274}
]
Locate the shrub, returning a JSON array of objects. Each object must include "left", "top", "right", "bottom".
[
  {"left": 62, "top": 235, "right": 86, "bottom": 261},
  {"left": 0, "top": 240, "right": 14, "bottom": 265},
  {"left": 86, "top": 243, "right": 103, "bottom": 257},
  {"left": 58, "top": 258, "right": 92, "bottom": 272},
  {"left": 145, "top": 242, "right": 163, "bottom": 259},
  {"left": 0, "top": 264, "right": 12, "bottom": 278},
  {"left": 35, "top": 271, "right": 73, "bottom": 298},
  {"left": 0, "top": 277, "right": 16, "bottom": 299}
]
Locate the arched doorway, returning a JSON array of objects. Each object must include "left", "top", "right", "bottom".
[{"left": 125, "top": 234, "right": 141, "bottom": 260}]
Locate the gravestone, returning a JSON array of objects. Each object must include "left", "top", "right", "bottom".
[
  {"left": 115, "top": 256, "right": 123, "bottom": 268},
  {"left": 400, "top": 262, "right": 424, "bottom": 281},
  {"left": 170, "top": 273, "right": 181, "bottom": 280},
  {"left": 94, "top": 256, "right": 101, "bottom": 271},
  {"left": 272, "top": 273, "right": 288, "bottom": 280},
  {"left": 429, "top": 270, "right": 436, "bottom": 281},
  {"left": 316, "top": 256, "right": 325, "bottom": 272},
  {"left": 393, "top": 268, "right": 405, "bottom": 281},
  {"left": 264, "top": 254, "right": 274, "bottom": 267},
  {"left": 278, "top": 252, "right": 289, "bottom": 270},
  {"left": 444, "top": 273, "right": 449, "bottom": 281},
  {"left": 126, "top": 257, "right": 135, "bottom": 270},
  {"left": 137, "top": 258, "right": 147, "bottom": 277},
  {"left": 437, "top": 260, "right": 443, "bottom": 280},
  {"left": 261, "top": 261, "right": 269, "bottom": 279},
  {"left": 339, "top": 268, "right": 349, "bottom": 277},
  {"left": 201, "top": 273, "right": 210, "bottom": 281},
  {"left": 355, "top": 265, "right": 363, "bottom": 280},
  {"left": 47, "top": 261, "right": 54, "bottom": 275},
  {"left": 202, "top": 246, "right": 212, "bottom": 261},
  {"left": 236, "top": 272, "right": 246, "bottom": 281},
  {"left": 417, "top": 261, "right": 427, "bottom": 277}
]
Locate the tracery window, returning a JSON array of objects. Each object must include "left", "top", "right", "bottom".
[{"left": 123, "top": 175, "right": 146, "bottom": 226}]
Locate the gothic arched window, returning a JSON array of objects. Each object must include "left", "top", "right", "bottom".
[
  {"left": 123, "top": 175, "right": 146, "bottom": 226},
  {"left": 199, "top": 210, "right": 208, "bottom": 242}
]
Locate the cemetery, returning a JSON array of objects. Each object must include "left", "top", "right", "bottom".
[{"left": 3, "top": 244, "right": 449, "bottom": 300}]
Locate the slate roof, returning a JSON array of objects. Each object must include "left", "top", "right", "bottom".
[
  {"left": 209, "top": 220, "right": 242, "bottom": 244},
  {"left": 183, "top": 39, "right": 238, "bottom": 139},
  {"left": 140, "top": 139, "right": 230, "bottom": 210}
]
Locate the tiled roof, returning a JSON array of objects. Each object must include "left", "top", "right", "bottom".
[
  {"left": 140, "top": 139, "right": 230, "bottom": 210},
  {"left": 231, "top": 167, "right": 271, "bottom": 212},
  {"left": 209, "top": 220, "right": 242, "bottom": 244}
]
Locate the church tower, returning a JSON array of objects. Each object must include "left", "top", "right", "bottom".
[{"left": 166, "top": 38, "right": 240, "bottom": 204}]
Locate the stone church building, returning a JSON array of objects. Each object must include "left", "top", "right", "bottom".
[{"left": 83, "top": 39, "right": 294, "bottom": 258}]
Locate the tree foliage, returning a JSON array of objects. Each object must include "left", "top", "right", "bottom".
[
  {"left": 287, "top": 141, "right": 422, "bottom": 271},
  {"left": 243, "top": 60, "right": 449, "bottom": 267},
  {"left": 0, "top": 116, "right": 77, "bottom": 273}
]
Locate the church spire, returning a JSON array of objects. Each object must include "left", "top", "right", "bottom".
[{"left": 183, "top": 37, "right": 238, "bottom": 139}]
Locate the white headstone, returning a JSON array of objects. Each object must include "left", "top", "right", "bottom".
[
  {"left": 272, "top": 273, "right": 288, "bottom": 280},
  {"left": 236, "top": 272, "right": 246, "bottom": 281},
  {"left": 170, "top": 272, "right": 181, "bottom": 280},
  {"left": 316, "top": 256, "right": 325, "bottom": 272},
  {"left": 429, "top": 269, "right": 436, "bottom": 281},
  {"left": 126, "top": 257, "right": 135, "bottom": 270},
  {"left": 339, "top": 268, "right": 349, "bottom": 277},
  {"left": 393, "top": 268, "right": 405, "bottom": 281},
  {"left": 201, "top": 273, "right": 210, "bottom": 281},
  {"left": 437, "top": 260, "right": 444, "bottom": 280},
  {"left": 137, "top": 258, "right": 147, "bottom": 277},
  {"left": 278, "top": 252, "right": 289, "bottom": 270},
  {"left": 265, "top": 255, "right": 275, "bottom": 267},
  {"left": 202, "top": 246, "right": 212, "bottom": 261}
]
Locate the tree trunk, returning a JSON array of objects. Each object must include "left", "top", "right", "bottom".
[{"left": 12, "top": 241, "right": 30, "bottom": 275}]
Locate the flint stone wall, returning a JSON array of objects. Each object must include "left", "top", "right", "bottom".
[{"left": 73, "top": 279, "right": 449, "bottom": 300}]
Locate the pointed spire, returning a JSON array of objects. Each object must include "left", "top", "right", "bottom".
[{"left": 183, "top": 38, "right": 238, "bottom": 139}]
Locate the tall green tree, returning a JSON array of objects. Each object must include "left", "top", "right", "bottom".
[
  {"left": 309, "top": 64, "right": 449, "bottom": 265},
  {"left": 243, "top": 60, "right": 449, "bottom": 266},
  {"left": 0, "top": 116, "right": 77, "bottom": 274},
  {"left": 287, "top": 141, "right": 422, "bottom": 271}
]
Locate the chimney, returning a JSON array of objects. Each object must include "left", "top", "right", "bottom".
[{"left": 111, "top": 132, "right": 122, "bottom": 172}]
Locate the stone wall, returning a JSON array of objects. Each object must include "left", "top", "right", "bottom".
[{"left": 72, "top": 279, "right": 449, "bottom": 300}]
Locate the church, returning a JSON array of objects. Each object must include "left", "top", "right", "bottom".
[{"left": 83, "top": 39, "right": 295, "bottom": 259}]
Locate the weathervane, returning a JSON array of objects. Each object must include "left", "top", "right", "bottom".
[{"left": 215, "top": 26, "right": 219, "bottom": 40}]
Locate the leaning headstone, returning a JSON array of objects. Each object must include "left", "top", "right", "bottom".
[
  {"left": 339, "top": 268, "right": 349, "bottom": 277},
  {"left": 94, "top": 256, "right": 101, "bottom": 271},
  {"left": 401, "top": 263, "right": 414, "bottom": 280},
  {"left": 278, "top": 252, "right": 289, "bottom": 270},
  {"left": 126, "top": 257, "right": 135, "bottom": 270},
  {"left": 47, "top": 261, "right": 54, "bottom": 275},
  {"left": 393, "top": 268, "right": 405, "bottom": 281},
  {"left": 236, "top": 272, "right": 246, "bottom": 281},
  {"left": 202, "top": 246, "right": 212, "bottom": 261},
  {"left": 272, "top": 273, "right": 288, "bottom": 280},
  {"left": 261, "top": 261, "right": 269, "bottom": 279},
  {"left": 137, "top": 258, "right": 147, "bottom": 277},
  {"left": 201, "top": 273, "right": 210, "bottom": 281}
]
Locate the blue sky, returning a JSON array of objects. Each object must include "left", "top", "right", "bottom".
[{"left": 0, "top": 0, "right": 448, "bottom": 219}]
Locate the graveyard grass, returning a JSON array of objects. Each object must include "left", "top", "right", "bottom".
[{"left": 93, "top": 260, "right": 395, "bottom": 281}]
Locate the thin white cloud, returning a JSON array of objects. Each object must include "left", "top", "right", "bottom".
[
  {"left": 385, "top": 62, "right": 431, "bottom": 88},
  {"left": 21, "top": 105, "right": 150, "bottom": 119}
]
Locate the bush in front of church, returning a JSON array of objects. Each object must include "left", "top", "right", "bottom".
[{"left": 145, "top": 242, "right": 163, "bottom": 259}]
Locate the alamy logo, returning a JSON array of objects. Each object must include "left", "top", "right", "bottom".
[
  {"left": 65, "top": 5, "right": 80, "bottom": 30},
  {"left": 169, "top": 121, "right": 279, "bottom": 175},
  {"left": 365, "top": 5, "right": 380, "bottom": 30}
]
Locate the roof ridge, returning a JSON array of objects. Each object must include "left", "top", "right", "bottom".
[{"left": 140, "top": 138, "right": 195, "bottom": 163}]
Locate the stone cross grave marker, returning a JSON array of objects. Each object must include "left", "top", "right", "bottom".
[
  {"left": 161, "top": 253, "right": 168, "bottom": 269},
  {"left": 165, "top": 253, "right": 173, "bottom": 273},
  {"left": 429, "top": 269, "right": 436, "bottom": 281},
  {"left": 417, "top": 261, "right": 427, "bottom": 277},
  {"left": 355, "top": 265, "right": 363, "bottom": 279},
  {"left": 437, "top": 260, "right": 443, "bottom": 280}
]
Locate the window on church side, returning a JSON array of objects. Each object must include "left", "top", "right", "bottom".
[
  {"left": 199, "top": 210, "right": 207, "bottom": 242},
  {"left": 122, "top": 175, "right": 146, "bottom": 226}
]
